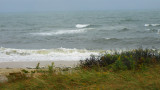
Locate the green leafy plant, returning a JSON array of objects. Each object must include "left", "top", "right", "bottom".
[{"left": 48, "top": 62, "right": 55, "bottom": 74}]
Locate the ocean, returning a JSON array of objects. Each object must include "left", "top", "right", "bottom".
[{"left": 0, "top": 10, "right": 160, "bottom": 62}]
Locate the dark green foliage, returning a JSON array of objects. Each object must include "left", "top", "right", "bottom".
[
  {"left": 80, "top": 49, "right": 160, "bottom": 71},
  {"left": 21, "top": 69, "right": 29, "bottom": 73}
]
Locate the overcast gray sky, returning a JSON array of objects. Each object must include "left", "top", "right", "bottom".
[{"left": 0, "top": 0, "right": 160, "bottom": 12}]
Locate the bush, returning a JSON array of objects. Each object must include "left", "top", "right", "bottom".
[
  {"left": 112, "top": 59, "right": 127, "bottom": 71},
  {"left": 80, "top": 49, "right": 160, "bottom": 71}
]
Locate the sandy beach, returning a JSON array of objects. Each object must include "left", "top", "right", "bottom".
[
  {"left": 0, "top": 61, "right": 79, "bottom": 75},
  {"left": 0, "top": 61, "right": 79, "bottom": 68}
]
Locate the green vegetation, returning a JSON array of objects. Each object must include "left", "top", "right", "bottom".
[
  {"left": 0, "top": 49, "right": 160, "bottom": 89},
  {"left": 21, "top": 69, "right": 29, "bottom": 73},
  {"left": 48, "top": 62, "right": 55, "bottom": 74},
  {"left": 80, "top": 48, "right": 160, "bottom": 71}
]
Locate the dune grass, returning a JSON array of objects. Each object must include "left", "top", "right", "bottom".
[
  {"left": 1, "top": 65, "right": 160, "bottom": 89},
  {"left": 0, "top": 49, "right": 160, "bottom": 89}
]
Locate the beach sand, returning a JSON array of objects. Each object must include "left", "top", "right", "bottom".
[{"left": 0, "top": 61, "right": 79, "bottom": 75}]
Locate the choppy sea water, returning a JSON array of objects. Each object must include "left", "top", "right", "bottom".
[{"left": 0, "top": 10, "right": 160, "bottom": 62}]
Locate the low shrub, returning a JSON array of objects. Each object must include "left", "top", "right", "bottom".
[{"left": 80, "top": 49, "right": 160, "bottom": 71}]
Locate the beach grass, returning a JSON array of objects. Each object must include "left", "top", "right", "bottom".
[{"left": 0, "top": 49, "right": 160, "bottom": 89}]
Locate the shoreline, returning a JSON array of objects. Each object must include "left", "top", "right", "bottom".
[
  {"left": 0, "top": 61, "right": 79, "bottom": 75},
  {"left": 0, "top": 61, "right": 79, "bottom": 68}
]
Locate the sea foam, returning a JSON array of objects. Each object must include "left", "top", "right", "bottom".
[{"left": 0, "top": 47, "right": 106, "bottom": 62}]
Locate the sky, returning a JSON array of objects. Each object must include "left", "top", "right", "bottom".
[{"left": 0, "top": 0, "right": 160, "bottom": 12}]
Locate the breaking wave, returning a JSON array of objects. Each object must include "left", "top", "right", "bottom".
[
  {"left": 0, "top": 47, "right": 108, "bottom": 62},
  {"left": 30, "top": 28, "right": 94, "bottom": 36},
  {"left": 30, "top": 24, "right": 96, "bottom": 36}
]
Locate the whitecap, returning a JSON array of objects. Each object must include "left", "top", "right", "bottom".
[
  {"left": 76, "top": 24, "right": 90, "bottom": 28},
  {"left": 53, "top": 29, "right": 86, "bottom": 35},
  {"left": 104, "top": 38, "right": 119, "bottom": 40},
  {"left": 105, "top": 38, "right": 111, "bottom": 40},
  {"left": 144, "top": 24, "right": 160, "bottom": 27},
  {"left": 151, "top": 24, "right": 160, "bottom": 27},
  {"left": 31, "top": 32, "right": 53, "bottom": 36},
  {"left": 30, "top": 29, "right": 89, "bottom": 36},
  {"left": 144, "top": 24, "right": 150, "bottom": 27}
]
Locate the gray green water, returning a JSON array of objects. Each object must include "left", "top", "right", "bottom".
[{"left": 0, "top": 10, "right": 160, "bottom": 62}]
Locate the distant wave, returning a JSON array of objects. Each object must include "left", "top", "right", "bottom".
[
  {"left": 104, "top": 38, "right": 120, "bottom": 41},
  {"left": 93, "top": 38, "right": 120, "bottom": 44},
  {"left": 76, "top": 24, "right": 90, "bottom": 28},
  {"left": 145, "top": 29, "right": 158, "bottom": 32},
  {"left": 144, "top": 29, "right": 160, "bottom": 34},
  {"left": 54, "top": 29, "right": 85, "bottom": 35},
  {"left": 30, "top": 28, "right": 94, "bottom": 36},
  {"left": 121, "top": 19, "right": 140, "bottom": 22},
  {"left": 31, "top": 32, "right": 53, "bottom": 36},
  {"left": 144, "top": 24, "right": 160, "bottom": 27},
  {"left": 103, "top": 26, "right": 130, "bottom": 31},
  {"left": 119, "top": 28, "right": 130, "bottom": 32}
]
